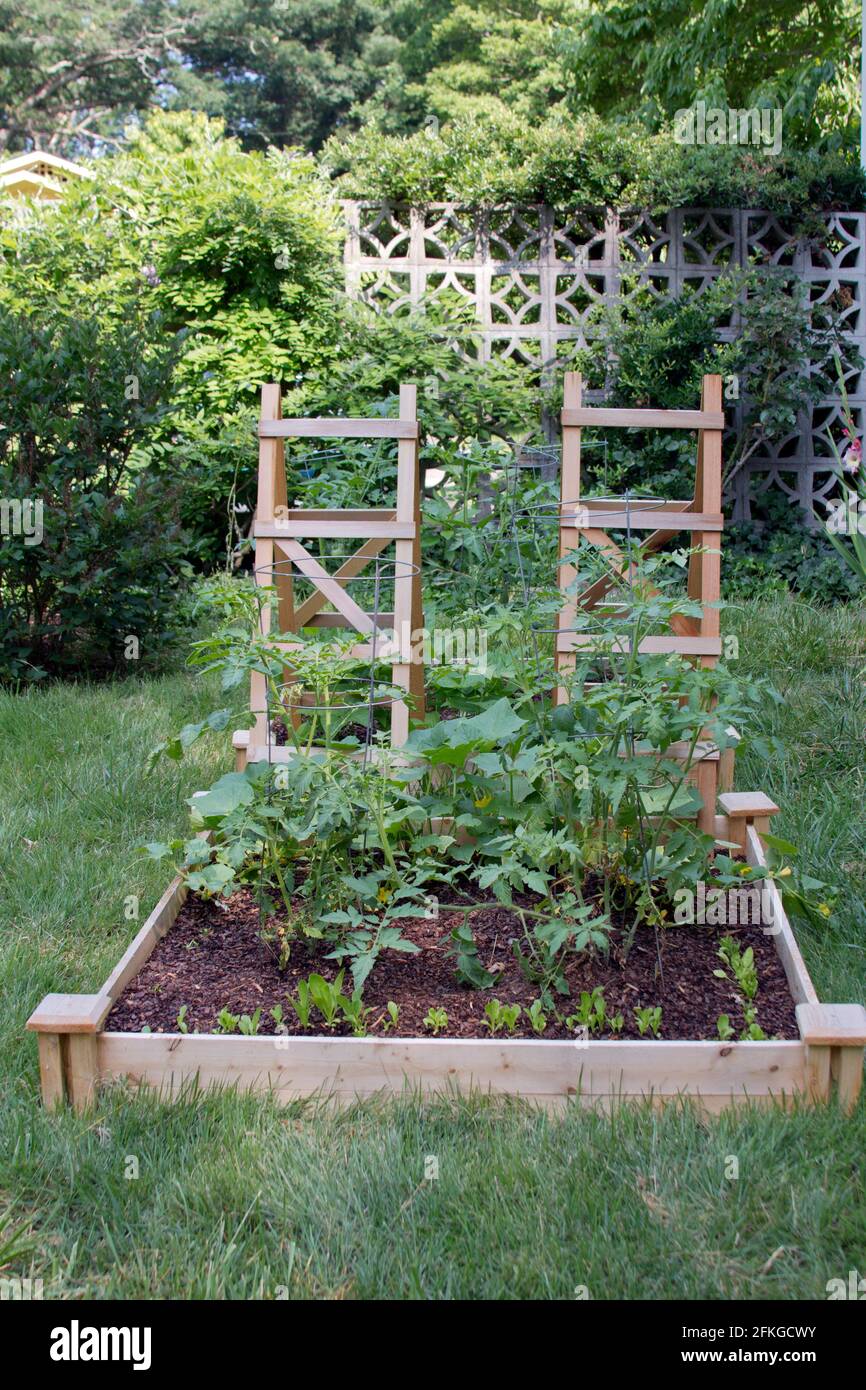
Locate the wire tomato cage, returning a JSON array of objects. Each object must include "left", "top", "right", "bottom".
[
  {"left": 504, "top": 490, "right": 678, "bottom": 696},
  {"left": 249, "top": 551, "right": 421, "bottom": 938},
  {"left": 252, "top": 552, "right": 421, "bottom": 769}
]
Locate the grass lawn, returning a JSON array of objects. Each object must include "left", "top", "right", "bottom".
[{"left": 1, "top": 596, "right": 864, "bottom": 1300}]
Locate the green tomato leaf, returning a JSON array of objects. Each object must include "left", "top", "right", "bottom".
[{"left": 187, "top": 771, "right": 255, "bottom": 820}]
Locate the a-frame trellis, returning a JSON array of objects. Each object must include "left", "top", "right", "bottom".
[
  {"left": 233, "top": 383, "right": 425, "bottom": 768},
  {"left": 555, "top": 372, "right": 730, "bottom": 833}
]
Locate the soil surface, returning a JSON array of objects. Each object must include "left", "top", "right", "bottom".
[
  {"left": 272, "top": 719, "right": 380, "bottom": 746},
  {"left": 106, "top": 886, "right": 798, "bottom": 1041}
]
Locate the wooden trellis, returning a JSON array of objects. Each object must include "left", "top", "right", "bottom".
[
  {"left": 555, "top": 371, "right": 729, "bottom": 833},
  {"left": 233, "top": 383, "right": 425, "bottom": 768}
]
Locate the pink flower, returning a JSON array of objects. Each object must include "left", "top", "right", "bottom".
[{"left": 843, "top": 430, "right": 861, "bottom": 474}]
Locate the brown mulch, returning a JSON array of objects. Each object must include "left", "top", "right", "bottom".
[{"left": 106, "top": 886, "right": 798, "bottom": 1041}]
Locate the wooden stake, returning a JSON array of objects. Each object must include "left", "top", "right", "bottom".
[
  {"left": 250, "top": 383, "right": 296, "bottom": 748},
  {"left": 689, "top": 374, "right": 723, "bottom": 655},
  {"left": 391, "top": 383, "right": 421, "bottom": 744},
  {"left": 554, "top": 371, "right": 582, "bottom": 704}
]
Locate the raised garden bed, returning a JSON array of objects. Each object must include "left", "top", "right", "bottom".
[
  {"left": 27, "top": 795, "right": 866, "bottom": 1114},
  {"left": 26, "top": 407, "right": 866, "bottom": 1117}
]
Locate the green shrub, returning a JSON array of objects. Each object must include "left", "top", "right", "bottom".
[
  {"left": 92, "top": 112, "right": 343, "bottom": 411},
  {"left": 104, "top": 112, "right": 343, "bottom": 568},
  {"left": 1, "top": 111, "right": 345, "bottom": 573},
  {"left": 277, "top": 300, "right": 546, "bottom": 600},
  {"left": 0, "top": 303, "right": 189, "bottom": 681},
  {"left": 567, "top": 280, "right": 730, "bottom": 498},
  {"left": 296, "top": 300, "right": 542, "bottom": 442},
  {"left": 571, "top": 272, "right": 857, "bottom": 509},
  {"left": 579, "top": 282, "right": 735, "bottom": 411},
  {"left": 724, "top": 494, "right": 861, "bottom": 604}
]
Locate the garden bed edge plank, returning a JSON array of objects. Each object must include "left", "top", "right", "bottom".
[{"left": 97, "top": 1033, "right": 806, "bottom": 1107}]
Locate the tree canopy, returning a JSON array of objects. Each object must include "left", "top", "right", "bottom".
[
  {"left": 352, "top": 1, "right": 577, "bottom": 132},
  {"left": 561, "top": 0, "right": 860, "bottom": 148},
  {"left": 0, "top": 0, "right": 857, "bottom": 157},
  {"left": 0, "top": 0, "right": 395, "bottom": 154}
]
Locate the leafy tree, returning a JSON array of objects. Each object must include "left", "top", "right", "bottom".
[
  {"left": 559, "top": 0, "right": 860, "bottom": 148},
  {"left": 171, "top": 0, "right": 399, "bottom": 152},
  {"left": 1, "top": 0, "right": 858, "bottom": 158},
  {"left": 1, "top": 110, "right": 344, "bottom": 577},
  {"left": 353, "top": 0, "right": 578, "bottom": 131},
  {"left": 0, "top": 0, "right": 192, "bottom": 152},
  {"left": 0, "top": 0, "right": 396, "bottom": 155}
]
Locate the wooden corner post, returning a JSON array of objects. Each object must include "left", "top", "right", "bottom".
[
  {"left": 796, "top": 1004, "right": 866, "bottom": 1112},
  {"left": 27, "top": 994, "right": 105, "bottom": 1113}
]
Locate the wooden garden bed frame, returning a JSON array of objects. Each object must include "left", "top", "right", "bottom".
[{"left": 27, "top": 793, "right": 866, "bottom": 1115}]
